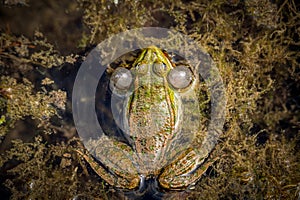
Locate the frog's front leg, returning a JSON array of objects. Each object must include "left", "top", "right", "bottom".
[
  {"left": 158, "top": 148, "right": 216, "bottom": 190},
  {"left": 77, "top": 136, "right": 140, "bottom": 189}
]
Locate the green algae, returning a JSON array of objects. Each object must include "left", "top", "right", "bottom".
[{"left": 0, "top": 0, "right": 299, "bottom": 199}]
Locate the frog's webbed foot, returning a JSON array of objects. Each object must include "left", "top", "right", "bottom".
[
  {"left": 158, "top": 148, "right": 216, "bottom": 190},
  {"left": 76, "top": 149, "right": 140, "bottom": 189},
  {"left": 76, "top": 136, "right": 141, "bottom": 189}
]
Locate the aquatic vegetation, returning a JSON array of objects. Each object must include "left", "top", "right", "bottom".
[
  {"left": 0, "top": 0, "right": 299, "bottom": 199},
  {"left": 0, "top": 32, "right": 70, "bottom": 134}
]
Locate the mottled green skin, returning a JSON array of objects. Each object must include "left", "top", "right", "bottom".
[{"left": 78, "top": 46, "right": 213, "bottom": 190}]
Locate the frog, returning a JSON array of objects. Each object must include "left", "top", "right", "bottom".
[{"left": 77, "top": 46, "right": 214, "bottom": 190}]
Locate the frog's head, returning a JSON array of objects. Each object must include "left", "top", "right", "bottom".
[{"left": 110, "top": 46, "right": 194, "bottom": 96}]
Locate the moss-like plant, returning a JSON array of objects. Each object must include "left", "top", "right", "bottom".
[{"left": 0, "top": 0, "right": 299, "bottom": 199}]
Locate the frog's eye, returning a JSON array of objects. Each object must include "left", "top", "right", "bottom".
[
  {"left": 136, "top": 63, "right": 149, "bottom": 75},
  {"left": 167, "top": 65, "right": 193, "bottom": 89},
  {"left": 110, "top": 68, "right": 133, "bottom": 94},
  {"left": 153, "top": 62, "right": 167, "bottom": 77}
]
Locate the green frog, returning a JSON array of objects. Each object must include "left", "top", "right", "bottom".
[{"left": 77, "top": 46, "right": 214, "bottom": 190}]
